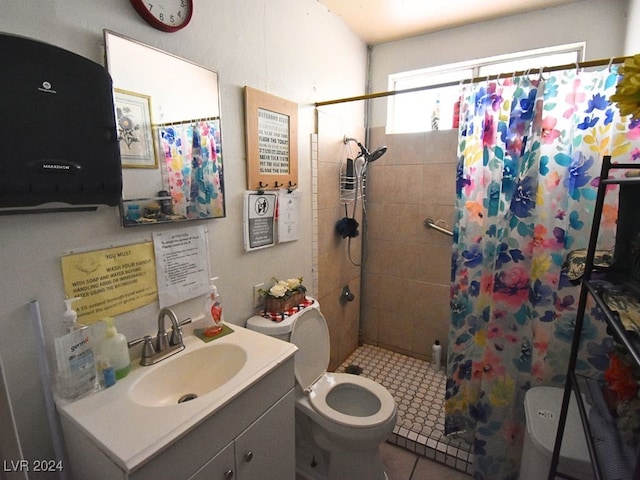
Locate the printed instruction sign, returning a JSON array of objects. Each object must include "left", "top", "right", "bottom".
[
  {"left": 61, "top": 242, "right": 157, "bottom": 324},
  {"left": 278, "top": 189, "right": 300, "bottom": 243},
  {"left": 244, "top": 191, "right": 277, "bottom": 251},
  {"left": 153, "top": 225, "right": 210, "bottom": 308}
]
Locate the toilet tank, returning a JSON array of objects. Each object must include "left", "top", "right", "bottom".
[{"left": 246, "top": 297, "right": 319, "bottom": 341}]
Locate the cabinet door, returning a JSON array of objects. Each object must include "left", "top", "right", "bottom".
[
  {"left": 189, "top": 441, "right": 235, "bottom": 480},
  {"left": 235, "top": 389, "right": 295, "bottom": 480}
]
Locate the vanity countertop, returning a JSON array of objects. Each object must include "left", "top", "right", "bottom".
[{"left": 56, "top": 324, "right": 297, "bottom": 472}]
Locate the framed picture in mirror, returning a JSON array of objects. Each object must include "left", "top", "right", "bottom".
[
  {"left": 114, "top": 88, "right": 158, "bottom": 169},
  {"left": 244, "top": 86, "right": 298, "bottom": 192}
]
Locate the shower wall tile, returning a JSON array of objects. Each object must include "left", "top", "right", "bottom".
[
  {"left": 377, "top": 307, "right": 415, "bottom": 354},
  {"left": 366, "top": 163, "right": 387, "bottom": 202},
  {"left": 365, "top": 203, "right": 385, "bottom": 242},
  {"left": 424, "top": 129, "right": 458, "bottom": 164},
  {"left": 415, "top": 244, "right": 452, "bottom": 285},
  {"left": 361, "top": 303, "right": 380, "bottom": 343},
  {"left": 317, "top": 205, "right": 343, "bottom": 256},
  {"left": 361, "top": 127, "right": 457, "bottom": 361},
  {"left": 382, "top": 204, "right": 422, "bottom": 242},
  {"left": 362, "top": 272, "right": 384, "bottom": 310},
  {"left": 379, "top": 240, "right": 421, "bottom": 280},
  {"left": 384, "top": 131, "right": 428, "bottom": 165},
  {"left": 318, "top": 251, "right": 340, "bottom": 299},
  {"left": 319, "top": 288, "right": 344, "bottom": 371},
  {"left": 317, "top": 159, "right": 341, "bottom": 210},
  {"left": 316, "top": 110, "right": 364, "bottom": 369},
  {"left": 363, "top": 238, "right": 385, "bottom": 275},
  {"left": 382, "top": 164, "right": 424, "bottom": 204},
  {"left": 422, "top": 163, "right": 456, "bottom": 207}
]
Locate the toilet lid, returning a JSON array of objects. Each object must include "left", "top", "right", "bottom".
[{"left": 290, "top": 308, "right": 330, "bottom": 392}]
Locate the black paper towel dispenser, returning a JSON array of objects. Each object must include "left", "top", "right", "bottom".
[{"left": 0, "top": 33, "right": 122, "bottom": 214}]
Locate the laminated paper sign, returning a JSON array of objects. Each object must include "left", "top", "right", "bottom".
[
  {"left": 61, "top": 242, "right": 157, "bottom": 324},
  {"left": 153, "top": 225, "right": 210, "bottom": 308},
  {"left": 243, "top": 191, "right": 277, "bottom": 251},
  {"left": 278, "top": 188, "right": 300, "bottom": 243}
]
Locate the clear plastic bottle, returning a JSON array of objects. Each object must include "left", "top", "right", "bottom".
[
  {"left": 55, "top": 297, "right": 97, "bottom": 399},
  {"left": 96, "top": 356, "right": 116, "bottom": 388},
  {"left": 204, "top": 277, "right": 223, "bottom": 337},
  {"left": 101, "top": 317, "right": 131, "bottom": 380},
  {"left": 431, "top": 339, "right": 442, "bottom": 372}
]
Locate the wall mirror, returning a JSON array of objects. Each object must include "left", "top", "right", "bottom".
[{"left": 104, "top": 30, "right": 225, "bottom": 227}]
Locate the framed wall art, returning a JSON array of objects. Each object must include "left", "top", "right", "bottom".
[
  {"left": 244, "top": 86, "right": 298, "bottom": 191},
  {"left": 114, "top": 88, "right": 158, "bottom": 168}
]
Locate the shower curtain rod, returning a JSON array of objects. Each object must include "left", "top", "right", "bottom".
[{"left": 315, "top": 55, "right": 631, "bottom": 107}]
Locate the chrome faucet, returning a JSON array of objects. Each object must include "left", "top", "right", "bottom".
[
  {"left": 156, "top": 307, "right": 182, "bottom": 351},
  {"left": 128, "top": 309, "right": 190, "bottom": 366}
]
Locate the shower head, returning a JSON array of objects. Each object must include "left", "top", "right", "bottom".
[
  {"left": 344, "top": 136, "right": 387, "bottom": 164},
  {"left": 366, "top": 146, "right": 387, "bottom": 164}
]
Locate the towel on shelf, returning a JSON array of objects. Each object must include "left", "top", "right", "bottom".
[
  {"left": 562, "top": 249, "right": 613, "bottom": 283},
  {"left": 585, "top": 380, "right": 637, "bottom": 480}
]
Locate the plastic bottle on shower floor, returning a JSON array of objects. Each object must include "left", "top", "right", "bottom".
[{"left": 431, "top": 340, "right": 442, "bottom": 372}]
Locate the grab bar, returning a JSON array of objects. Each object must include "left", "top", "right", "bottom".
[{"left": 424, "top": 218, "right": 453, "bottom": 237}]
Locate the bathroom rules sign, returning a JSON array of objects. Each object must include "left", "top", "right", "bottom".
[
  {"left": 61, "top": 242, "right": 157, "bottom": 323},
  {"left": 243, "top": 190, "right": 276, "bottom": 251}
]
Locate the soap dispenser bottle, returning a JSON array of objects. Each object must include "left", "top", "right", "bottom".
[
  {"left": 101, "top": 317, "right": 131, "bottom": 380},
  {"left": 204, "top": 277, "right": 223, "bottom": 337},
  {"left": 63, "top": 296, "right": 84, "bottom": 332},
  {"left": 54, "top": 297, "right": 97, "bottom": 400}
]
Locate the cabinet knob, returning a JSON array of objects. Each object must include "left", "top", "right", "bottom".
[
  {"left": 244, "top": 451, "right": 254, "bottom": 463},
  {"left": 223, "top": 469, "right": 234, "bottom": 480}
]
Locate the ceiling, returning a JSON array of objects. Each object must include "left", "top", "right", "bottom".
[{"left": 317, "top": 0, "right": 581, "bottom": 45}]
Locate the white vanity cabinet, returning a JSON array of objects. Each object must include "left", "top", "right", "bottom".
[
  {"left": 190, "top": 390, "right": 294, "bottom": 480},
  {"left": 60, "top": 355, "right": 295, "bottom": 480}
]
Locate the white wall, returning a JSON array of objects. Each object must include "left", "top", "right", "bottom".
[
  {"left": 0, "top": 1, "right": 366, "bottom": 473},
  {"left": 626, "top": 0, "right": 640, "bottom": 54},
  {"left": 368, "top": 0, "right": 629, "bottom": 127}
]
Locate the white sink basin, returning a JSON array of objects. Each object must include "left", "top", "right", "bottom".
[
  {"left": 128, "top": 343, "right": 248, "bottom": 407},
  {"left": 56, "top": 325, "right": 297, "bottom": 472}
]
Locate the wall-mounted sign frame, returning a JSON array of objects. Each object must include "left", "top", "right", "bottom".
[{"left": 244, "top": 86, "right": 298, "bottom": 192}]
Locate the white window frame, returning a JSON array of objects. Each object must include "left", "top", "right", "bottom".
[{"left": 386, "top": 42, "right": 585, "bottom": 134}]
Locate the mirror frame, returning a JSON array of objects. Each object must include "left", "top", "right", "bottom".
[{"left": 103, "top": 30, "right": 226, "bottom": 227}]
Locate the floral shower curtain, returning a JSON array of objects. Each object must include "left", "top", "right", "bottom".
[
  {"left": 158, "top": 120, "right": 224, "bottom": 218},
  {"left": 445, "top": 67, "right": 640, "bottom": 479}
]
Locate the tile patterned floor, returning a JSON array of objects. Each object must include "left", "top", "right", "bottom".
[{"left": 337, "top": 344, "right": 473, "bottom": 475}]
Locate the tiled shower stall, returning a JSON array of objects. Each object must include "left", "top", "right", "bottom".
[{"left": 315, "top": 115, "right": 469, "bottom": 471}]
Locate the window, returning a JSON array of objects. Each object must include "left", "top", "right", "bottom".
[{"left": 386, "top": 43, "right": 585, "bottom": 134}]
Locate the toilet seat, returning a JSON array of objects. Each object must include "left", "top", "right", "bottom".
[
  {"left": 308, "top": 373, "right": 397, "bottom": 428},
  {"left": 290, "top": 309, "right": 395, "bottom": 428},
  {"left": 290, "top": 309, "right": 330, "bottom": 392}
]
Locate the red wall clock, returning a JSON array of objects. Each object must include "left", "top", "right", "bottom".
[{"left": 130, "top": 0, "right": 193, "bottom": 32}]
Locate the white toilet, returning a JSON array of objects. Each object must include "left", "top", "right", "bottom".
[{"left": 246, "top": 299, "right": 397, "bottom": 480}]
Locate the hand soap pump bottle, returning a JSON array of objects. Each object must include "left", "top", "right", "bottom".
[
  {"left": 204, "top": 277, "right": 223, "bottom": 337},
  {"left": 101, "top": 317, "right": 131, "bottom": 380},
  {"left": 63, "top": 297, "right": 84, "bottom": 332},
  {"left": 55, "top": 297, "right": 97, "bottom": 400}
]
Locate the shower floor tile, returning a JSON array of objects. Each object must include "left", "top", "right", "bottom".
[{"left": 337, "top": 344, "right": 473, "bottom": 475}]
